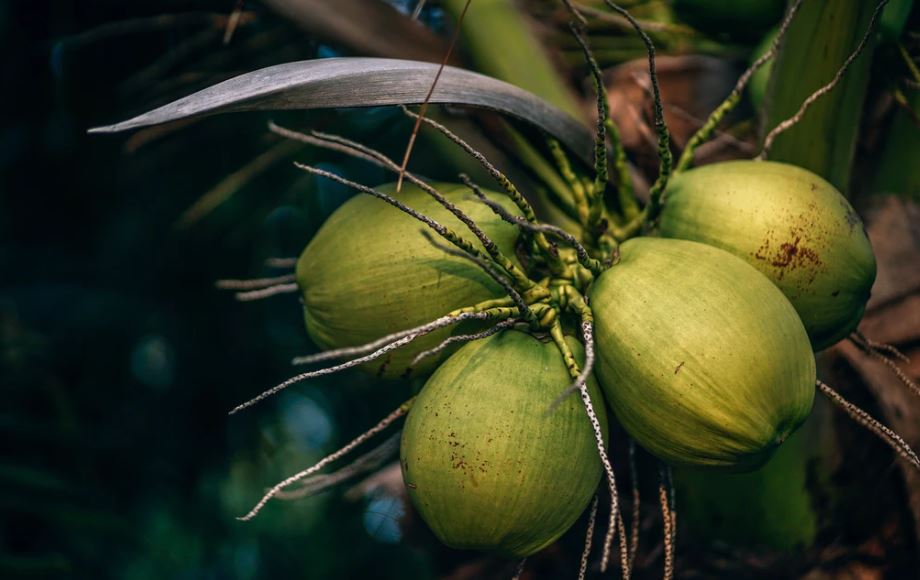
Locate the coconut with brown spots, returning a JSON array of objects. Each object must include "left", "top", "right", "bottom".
[
  {"left": 659, "top": 160, "right": 876, "bottom": 350},
  {"left": 400, "top": 329, "right": 607, "bottom": 557}
]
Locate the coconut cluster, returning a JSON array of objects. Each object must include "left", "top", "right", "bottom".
[{"left": 287, "top": 160, "right": 875, "bottom": 557}]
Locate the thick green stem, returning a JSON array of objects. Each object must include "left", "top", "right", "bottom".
[
  {"left": 449, "top": 297, "right": 515, "bottom": 316},
  {"left": 568, "top": 22, "right": 618, "bottom": 250},
  {"left": 676, "top": 92, "right": 742, "bottom": 173},
  {"left": 550, "top": 320, "right": 581, "bottom": 380},
  {"left": 760, "top": 0, "right": 882, "bottom": 194},
  {"left": 606, "top": 118, "right": 638, "bottom": 220},
  {"left": 547, "top": 137, "right": 590, "bottom": 223}
]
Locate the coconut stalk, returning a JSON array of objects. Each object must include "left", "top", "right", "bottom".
[
  {"left": 674, "top": 400, "right": 834, "bottom": 551},
  {"left": 760, "top": 0, "right": 881, "bottom": 194}
]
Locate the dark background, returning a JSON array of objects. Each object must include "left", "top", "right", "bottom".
[{"left": 0, "top": 1, "right": 449, "bottom": 577}]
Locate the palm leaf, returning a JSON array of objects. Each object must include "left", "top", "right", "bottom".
[{"left": 89, "top": 57, "right": 595, "bottom": 164}]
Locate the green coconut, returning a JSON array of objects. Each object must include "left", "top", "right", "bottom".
[
  {"left": 296, "top": 182, "right": 520, "bottom": 378},
  {"left": 401, "top": 329, "right": 607, "bottom": 557},
  {"left": 659, "top": 160, "right": 876, "bottom": 350},
  {"left": 590, "top": 237, "right": 815, "bottom": 470}
]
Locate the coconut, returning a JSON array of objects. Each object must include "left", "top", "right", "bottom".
[
  {"left": 659, "top": 160, "right": 876, "bottom": 350},
  {"left": 590, "top": 237, "right": 815, "bottom": 470},
  {"left": 296, "top": 182, "right": 520, "bottom": 377},
  {"left": 400, "top": 329, "right": 607, "bottom": 557}
]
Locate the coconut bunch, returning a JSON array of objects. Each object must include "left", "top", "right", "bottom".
[{"left": 92, "top": 0, "right": 920, "bottom": 576}]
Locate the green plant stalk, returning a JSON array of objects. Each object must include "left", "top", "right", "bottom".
[
  {"left": 504, "top": 128, "right": 581, "bottom": 222},
  {"left": 898, "top": 41, "right": 920, "bottom": 83},
  {"left": 442, "top": 0, "right": 586, "bottom": 122},
  {"left": 606, "top": 119, "right": 638, "bottom": 220},
  {"left": 870, "top": 87, "right": 920, "bottom": 201},
  {"left": 760, "top": 0, "right": 880, "bottom": 194},
  {"left": 674, "top": 405, "right": 830, "bottom": 551},
  {"left": 676, "top": 92, "right": 742, "bottom": 173},
  {"left": 547, "top": 138, "right": 591, "bottom": 224},
  {"left": 567, "top": 22, "right": 635, "bottom": 250},
  {"left": 550, "top": 320, "right": 582, "bottom": 380}
]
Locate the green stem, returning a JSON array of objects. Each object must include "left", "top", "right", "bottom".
[
  {"left": 505, "top": 128, "right": 580, "bottom": 220},
  {"left": 550, "top": 320, "right": 582, "bottom": 380},
  {"left": 760, "top": 0, "right": 882, "bottom": 193},
  {"left": 610, "top": 208, "right": 645, "bottom": 241},
  {"left": 676, "top": 92, "right": 741, "bottom": 173},
  {"left": 675, "top": 0, "right": 805, "bottom": 174},
  {"left": 600, "top": 1, "right": 672, "bottom": 227},
  {"left": 606, "top": 118, "right": 638, "bottom": 220},
  {"left": 449, "top": 297, "right": 516, "bottom": 316},
  {"left": 547, "top": 137, "right": 590, "bottom": 223},
  {"left": 568, "top": 23, "right": 613, "bottom": 248},
  {"left": 898, "top": 41, "right": 920, "bottom": 83}
]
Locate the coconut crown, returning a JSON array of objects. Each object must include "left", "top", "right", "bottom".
[
  {"left": 401, "top": 329, "right": 607, "bottom": 557},
  {"left": 659, "top": 160, "right": 876, "bottom": 351},
  {"left": 590, "top": 237, "right": 816, "bottom": 471},
  {"left": 296, "top": 182, "right": 521, "bottom": 378}
]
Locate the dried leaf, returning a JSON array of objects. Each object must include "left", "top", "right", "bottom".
[
  {"left": 89, "top": 57, "right": 595, "bottom": 164},
  {"left": 832, "top": 195, "right": 920, "bottom": 550}
]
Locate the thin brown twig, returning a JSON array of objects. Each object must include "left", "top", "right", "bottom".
[
  {"left": 850, "top": 332, "right": 920, "bottom": 397},
  {"left": 817, "top": 380, "right": 920, "bottom": 470},
  {"left": 233, "top": 282, "right": 298, "bottom": 301},
  {"left": 291, "top": 305, "right": 503, "bottom": 366},
  {"left": 274, "top": 431, "right": 401, "bottom": 500},
  {"left": 396, "top": 0, "right": 472, "bottom": 192},
  {"left": 563, "top": 321, "right": 630, "bottom": 578},
  {"left": 628, "top": 438, "right": 640, "bottom": 568},
  {"left": 231, "top": 311, "right": 494, "bottom": 414},
  {"left": 579, "top": 495, "right": 599, "bottom": 580},
  {"left": 265, "top": 257, "right": 298, "bottom": 268},
  {"left": 216, "top": 273, "right": 295, "bottom": 290},
  {"left": 511, "top": 558, "right": 527, "bottom": 580},
  {"left": 223, "top": 0, "right": 246, "bottom": 44},
  {"left": 852, "top": 330, "right": 911, "bottom": 363},
  {"left": 276, "top": 126, "right": 535, "bottom": 292},
  {"left": 659, "top": 464, "right": 675, "bottom": 580},
  {"left": 407, "top": 318, "right": 518, "bottom": 370},
  {"left": 238, "top": 399, "right": 413, "bottom": 520}
]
